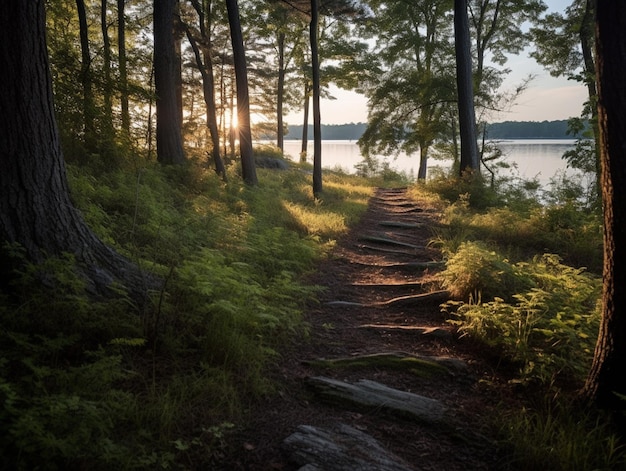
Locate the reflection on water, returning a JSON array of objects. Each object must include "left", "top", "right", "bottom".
[{"left": 281, "top": 139, "right": 578, "bottom": 185}]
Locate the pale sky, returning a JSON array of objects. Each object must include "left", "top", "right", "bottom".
[{"left": 285, "top": 0, "right": 587, "bottom": 126}]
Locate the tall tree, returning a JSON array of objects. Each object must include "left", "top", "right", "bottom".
[
  {"left": 469, "top": 0, "right": 546, "bottom": 95},
  {"left": 455, "top": 0, "right": 479, "bottom": 175},
  {"left": 101, "top": 0, "right": 115, "bottom": 139},
  {"left": 184, "top": 0, "right": 227, "bottom": 178},
  {"left": 225, "top": 0, "right": 258, "bottom": 185},
  {"left": 357, "top": 0, "right": 455, "bottom": 180},
  {"left": 310, "top": 0, "right": 322, "bottom": 196},
  {"left": 118, "top": 0, "right": 131, "bottom": 135},
  {"left": 76, "top": 0, "right": 97, "bottom": 150},
  {"left": 582, "top": 0, "right": 626, "bottom": 412},
  {"left": 0, "top": 0, "right": 148, "bottom": 298},
  {"left": 154, "top": 0, "right": 186, "bottom": 164}
]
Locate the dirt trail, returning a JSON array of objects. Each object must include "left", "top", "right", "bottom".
[{"left": 222, "top": 187, "right": 512, "bottom": 470}]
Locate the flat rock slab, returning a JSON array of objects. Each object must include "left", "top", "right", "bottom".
[
  {"left": 283, "top": 423, "right": 414, "bottom": 471},
  {"left": 307, "top": 376, "right": 447, "bottom": 424}
]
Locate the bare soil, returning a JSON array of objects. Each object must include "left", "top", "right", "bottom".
[{"left": 217, "top": 187, "right": 522, "bottom": 470}]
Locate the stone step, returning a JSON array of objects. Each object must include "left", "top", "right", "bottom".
[
  {"left": 283, "top": 423, "right": 414, "bottom": 471},
  {"left": 307, "top": 376, "right": 447, "bottom": 424}
]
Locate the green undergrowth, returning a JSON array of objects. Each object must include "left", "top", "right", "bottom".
[
  {"left": 0, "top": 159, "right": 373, "bottom": 470},
  {"left": 412, "top": 175, "right": 624, "bottom": 469},
  {"left": 425, "top": 173, "right": 604, "bottom": 385},
  {"left": 499, "top": 398, "right": 626, "bottom": 470}
]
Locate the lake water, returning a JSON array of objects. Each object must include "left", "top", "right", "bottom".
[{"left": 281, "top": 139, "right": 578, "bottom": 186}]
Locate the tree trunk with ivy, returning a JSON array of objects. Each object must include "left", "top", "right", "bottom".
[{"left": 0, "top": 0, "right": 151, "bottom": 301}]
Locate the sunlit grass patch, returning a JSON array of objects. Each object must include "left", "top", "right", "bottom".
[{"left": 282, "top": 201, "right": 348, "bottom": 239}]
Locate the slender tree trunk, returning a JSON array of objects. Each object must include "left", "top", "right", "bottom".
[
  {"left": 184, "top": 23, "right": 226, "bottom": 178},
  {"left": 0, "top": 0, "right": 150, "bottom": 300},
  {"left": 229, "top": 85, "right": 236, "bottom": 160},
  {"left": 582, "top": 0, "right": 626, "bottom": 412},
  {"left": 153, "top": 0, "right": 186, "bottom": 165},
  {"left": 101, "top": 0, "right": 115, "bottom": 139},
  {"left": 225, "top": 0, "right": 257, "bottom": 185},
  {"left": 277, "top": 30, "right": 286, "bottom": 152},
  {"left": 310, "top": 0, "right": 322, "bottom": 197},
  {"left": 301, "top": 83, "right": 311, "bottom": 162},
  {"left": 118, "top": 0, "right": 130, "bottom": 135},
  {"left": 580, "top": 0, "right": 601, "bottom": 199},
  {"left": 76, "top": 0, "right": 97, "bottom": 150},
  {"left": 455, "top": 0, "right": 479, "bottom": 175},
  {"left": 174, "top": 6, "right": 184, "bottom": 131}
]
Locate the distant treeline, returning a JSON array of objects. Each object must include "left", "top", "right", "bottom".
[
  {"left": 484, "top": 120, "right": 589, "bottom": 139},
  {"left": 285, "top": 123, "right": 367, "bottom": 141},
  {"left": 284, "top": 120, "right": 588, "bottom": 141}
]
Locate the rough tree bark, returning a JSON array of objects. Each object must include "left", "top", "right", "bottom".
[
  {"left": 225, "top": 0, "right": 258, "bottom": 185},
  {"left": 154, "top": 0, "right": 186, "bottom": 165},
  {"left": 0, "top": 0, "right": 150, "bottom": 300},
  {"left": 582, "top": 1, "right": 626, "bottom": 412}
]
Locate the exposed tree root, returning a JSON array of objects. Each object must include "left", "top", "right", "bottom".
[
  {"left": 356, "top": 244, "right": 421, "bottom": 256},
  {"left": 325, "top": 290, "right": 450, "bottom": 308},
  {"left": 378, "top": 221, "right": 425, "bottom": 229},
  {"left": 345, "top": 259, "right": 445, "bottom": 269},
  {"left": 359, "top": 234, "right": 425, "bottom": 249},
  {"left": 306, "top": 352, "right": 466, "bottom": 374}
]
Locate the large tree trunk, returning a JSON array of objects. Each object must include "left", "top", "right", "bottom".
[
  {"left": 0, "top": 0, "right": 150, "bottom": 300},
  {"left": 226, "top": 0, "right": 258, "bottom": 185},
  {"left": 310, "top": 0, "right": 322, "bottom": 197},
  {"left": 154, "top": 0, "right": 186, "bottom": 165},
  {"left": 582, "top": 1, "right": 626, "bottom": 412},
  {"left": 454, "top": 0, "right": 479, "bottom": 176}
]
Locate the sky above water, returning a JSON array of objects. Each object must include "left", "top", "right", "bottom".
[{"left": 285, "top": 0, "right": 586, "bottom": 125}]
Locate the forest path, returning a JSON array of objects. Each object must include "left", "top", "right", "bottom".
[{"left": 223, "top": 188, "right": 511, "bottom": 470}]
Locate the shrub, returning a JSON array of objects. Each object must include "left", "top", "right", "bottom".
[{"left": 443, "top": 253, "right": 601, "bottom": 383}]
